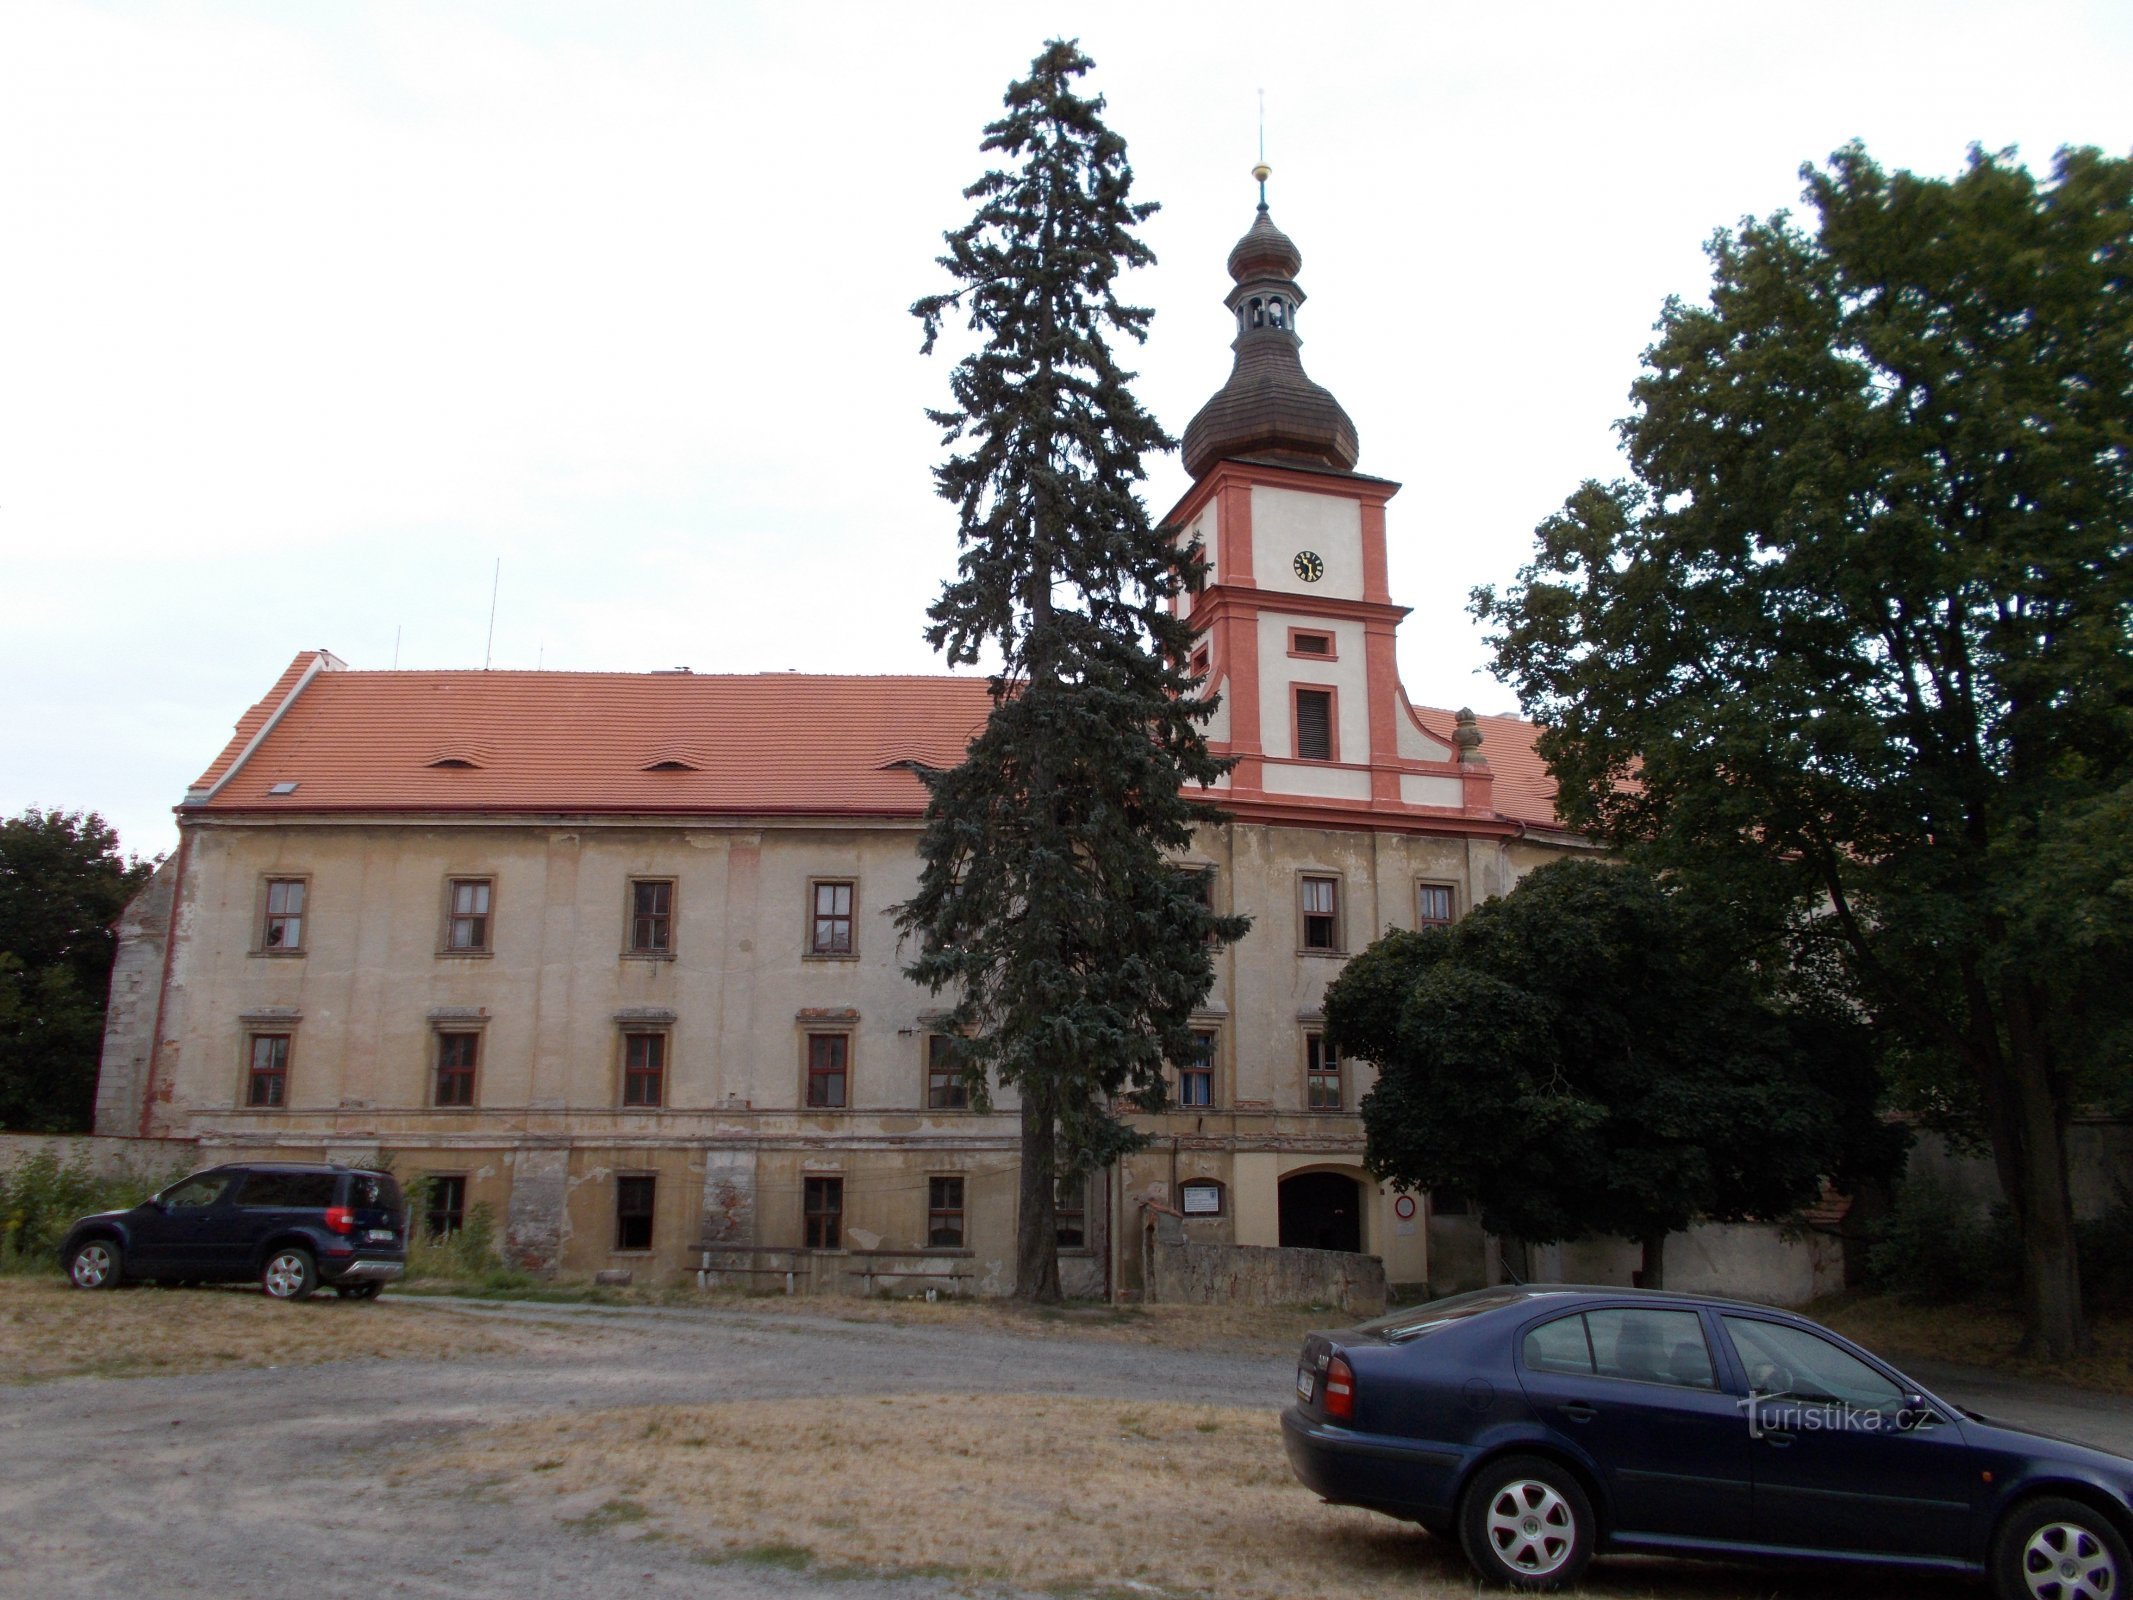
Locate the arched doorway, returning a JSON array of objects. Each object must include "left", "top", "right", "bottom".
[{"left": 1279, "top": 1170, "right": 1363, "bottom": 1254}]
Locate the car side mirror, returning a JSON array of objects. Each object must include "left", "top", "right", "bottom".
[{"left": 1897, "top": 1394, "right": 1940, "bottom": 1430}]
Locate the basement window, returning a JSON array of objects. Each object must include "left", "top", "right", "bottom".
[{"left": 615, "top": 1175, "right": 656, "bottom": 1252}]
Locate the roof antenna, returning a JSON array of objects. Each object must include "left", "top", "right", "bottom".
[
  {"left": 483, "top": 558, "right": 500, "bottom": 670},
  {"left": 1254, "top": 89, "right": 1270, "bottom": 209},
  {"left": 392, "top": 624, "right": 401, "bottom": 670}
]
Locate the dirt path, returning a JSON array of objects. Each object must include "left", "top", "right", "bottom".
[{"left": 2, "top": 1294, "right": 2127, "bottom": 1599}]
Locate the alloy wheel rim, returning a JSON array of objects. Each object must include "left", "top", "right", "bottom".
[
  {"left": 1484, "top": 1479, "right": 1574, "bottom": 1576},
  {"left": 264, "top": 1254, "right": 306, "bottom": 1297},
  {"left": 2023, "top": 1522, "right": 2118, "bottom": 1600},
  {"left": 71, "top": 1245, "right": 112, "bottom": 1287}
]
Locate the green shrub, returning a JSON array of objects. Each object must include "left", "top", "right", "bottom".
[
  {"left": 0, "top": 1145, "right": 189, "bottom": 1273},
  {"left": 1865, "top": 1169, "right": 2021, "bottom": 1305},
  {"left": 404, "top": 1193, "right": 504, "bottom": 1284}
]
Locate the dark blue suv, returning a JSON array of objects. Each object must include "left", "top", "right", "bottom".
[{"left": 60, "top": 1162, "right": 408, "bottom": 1301}]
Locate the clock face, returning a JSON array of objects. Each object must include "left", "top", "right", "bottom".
[{"left": 1293, "top": 550, "right": 1325, "bottom": 583}]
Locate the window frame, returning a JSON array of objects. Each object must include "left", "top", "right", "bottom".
[
  {"left": 803, "top": 1175, "right": 844, "bottom": 1249},
  {"left": 1306, "top": 1030, "right": 1343, "bottom": 1111},
  {"left": 1055, "top": 1175, "right": 1088, "bottom": 1251},
  {"left": 927, "top": 1174, "right": 966, "bottom": 1249},
  {"left": 1299, "top": 873, "right": 1343, "bottom": 954},
  {"left": 256, "top": 875, "right": 309, "bottom": 956},
  {"left": 432, "top": 1028, "right": 481, "bottom": 1108},
  {"left": 1415, "top": 881, "right": 1457, "bottom": 928},
  {"left": 243, "top": 1031, "right": 291, "bottom": 1107},
  {"left": 1291, "top": 682, "right": 1340, "bottom": 764},
  {"left": 441, "top": 875, "right": 495, "bottom": 956},
  {"left": 805, "top": 877, "right": 858, "bottom": 959},
  {"left": 804, "top": 1031, "right": 850, "bottom": 1109},
  {"left": 621, "top": 1028, "right": 668, "bottom": 1109},
  {"left": 1285, "top": 627, "right": 1338, "bottom": 661},
  {"left": 422, "top": 1174, "right": 468, "bottom": 1240},
  {"left": 625, "top": 877, "right": 676, "bottom": 957},
  {"left": 1177, "top": 1029, "right": 1217, "bottom": 1108},
  {"left": 925, "top": 1033, "right": 968, "bottom": 1111},
  {"left": 614, "top": 1173, "right": 657, "bottom": 1253}
]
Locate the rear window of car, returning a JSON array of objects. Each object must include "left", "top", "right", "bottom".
[
  {"left": 348, "top": 1173, "right": 402, "bottom": 1212},
  {"left": 1522, "top": 1307, "right": 1718, "bottom": 1390},
  {"left": 235, "top": 1172, "right": 337, "bottom": 1208},
  {"left": 1354, "top": 1289, "right": 1534, "bottom": 1343}
]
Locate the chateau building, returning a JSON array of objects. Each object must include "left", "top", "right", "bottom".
[{"left": 96, "top": 195, "right": 1589, "bottom": 1297}]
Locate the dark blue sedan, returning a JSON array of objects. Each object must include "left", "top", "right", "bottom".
[{"left": 1283, "top": 1286, "right": 2131, "bottom": 1597}]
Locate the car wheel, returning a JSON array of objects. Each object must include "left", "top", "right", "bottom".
[
  {"left": 1993, "top": 1496, "right": 2128, "bottom": 1600},
  {"left": 66, "top": 1239, "right": 123, "bottom": 1291},
  {"left": 1459, "top": 1455, "right": 1594, "bottom": 1591},
  {"left": 261, "top": 1247, "right": 318, "bottom": 1301},
  {"left": 337, "top": 1282, "right": 383, "bottom": 1301}
]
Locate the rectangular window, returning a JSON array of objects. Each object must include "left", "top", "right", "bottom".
[
  {"left": 806, "top": 1033, "right": 848, "bottom": 1108},
  {"left": 809, "top": 880, "right": 854, "bottom": 955},
  {"left": 1287, "top": 628, "right": 1336, "bottom": 659},
  {"left": 235, "top": 1170, "right": 335, "bottom": 1208},
  {"left": 926, "top": 1034, "right": 967, "bottom": 1110},
  {"left": 804, "top": 1175, "right": 843, "bottom": 1249},
  {"left": 927, "top": 1175, "right": 966, "bottom": 1248},
  {"left": 1178, "top": 1030, "right": 1216, "bottom": 1107},
  {"left": 1307, "top": 1032, "right": 1342, "bottom": 1110},
  {"left": 1055, "top": 1177, "right": 1086, "bottom": 1250},
  {"left": 424, "top": 1175, "right": 467, "bottom": 1239},
  {"left": 1417, "top": 884, "right": 1455, "bottom": 927},
  {"left": 1189, "top": 644, "right": 1210, "bottom": 678},
  {"left": 622, "top": 1031, "right": 666, "bottom": 1107},
  {"left": 629, "top": 879, "right": 673, "bottom": 953},
  {"left": 262, "top": 878, "right": 306, "bottom": 952},
  {"left": 246, "top": 1033, "right": 290, "bottom": 1106},
  {"left": 615, "top": 1175, "right": 656, "bottom": 1251},
  {"left": 1301, "top": 875, "right": 1341, "bottom": 951},
  {"left": 434, "top": 1031, "right": 479, "bottom": 1107},
  {"left": 1294, "top": 687, "right": 1334, "bottom": 761},
  {"left": 446, "top": 878, "right": 492, "bottom": 952}
]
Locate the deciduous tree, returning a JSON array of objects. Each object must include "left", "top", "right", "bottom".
[
  {"left": 0, "top": 810, "right": 155, "bottom": 1131},
  {"left": 1324, "top": 859, "right": 1900, "bottom": 1286},
  {"left": 899, "top": 41, "right": 1247, "bottom": 1302},
  {"left": 1476, "top": 144, "right": 2133, "bottom": 1356}
]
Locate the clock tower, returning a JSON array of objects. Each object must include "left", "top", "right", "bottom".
[{"left": 1166, "top": 175, "right": 1495, "bottom": 825}]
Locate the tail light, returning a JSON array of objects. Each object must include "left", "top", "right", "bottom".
[
  {"left": 323, "top": 1206, "right": 355, "bottom": 1235},
  {"left": 1323, "top": 1354, "right": 1356, "bottom": 1422}
]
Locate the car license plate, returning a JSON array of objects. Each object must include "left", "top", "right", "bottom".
[
  {"left": 366, "top": 1229, "right": 395, "bottom": 1242},
  {"left": 1296, "top": 1367, "right": 1315, "bottom": 1402}
]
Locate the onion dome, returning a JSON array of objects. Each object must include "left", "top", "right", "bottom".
[{"left": 1181, "top": 175, "right": 1359, "bottom": 480}]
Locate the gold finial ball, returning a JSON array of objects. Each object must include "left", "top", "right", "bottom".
[{"left": 1252, "top": 162, "right": 1272, "bottom": 184}]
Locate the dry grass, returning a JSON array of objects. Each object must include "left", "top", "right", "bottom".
[
  {"left": 1812, "top": 1292, "right": 2133, "bottom": 1396},
  {"left": 410, "top": 1395, "right": 1933, "bottom": 1600},
  {"left": 0, "top": 1277, "right": 540, "bottom": 1383}
]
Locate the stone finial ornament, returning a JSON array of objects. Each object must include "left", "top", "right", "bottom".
[{"left": 1453, "top": 707, "right": 1487, "bottom": 764}]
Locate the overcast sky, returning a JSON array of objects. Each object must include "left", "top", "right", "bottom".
[{"left": 5, "top": 1, "right": 2130, "bottom": 861}]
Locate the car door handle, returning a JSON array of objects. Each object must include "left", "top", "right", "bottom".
[
  {"left": 1762, "top": 1431, "right": 1795, "bottom": 1447},
  {"left": 1560, "top": 1402, "right": 1597, "bottom": 1423}
]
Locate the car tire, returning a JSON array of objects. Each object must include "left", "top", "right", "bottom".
[
  {"left": 1459, "top": 1454, "right": 1595, "bottom": 1591},
  {"left": 66, "top": 1238, "right": 123, "bottom": 1291},
  {"left": 337, "top": 1282, "right": 383, "bottom": 1301},
  {"left": 1992, "top": 1495, "right": 2129, "bottom": 1600},
  {"left": 261, "top": 1247, "right": 318, "bottom": 1302}
]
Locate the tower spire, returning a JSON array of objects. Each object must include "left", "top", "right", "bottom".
[{"left": 1178, "top": 174, "right": 1359, "bottom": 480}]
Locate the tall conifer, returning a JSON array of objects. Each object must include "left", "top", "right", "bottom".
[{"left": 902, "top": 40, "right": 1247, "bottom": 1302}]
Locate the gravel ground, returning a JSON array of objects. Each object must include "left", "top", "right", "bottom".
[{"left": 3, "top": 1294, "right": 2129, "bottom": 1600}]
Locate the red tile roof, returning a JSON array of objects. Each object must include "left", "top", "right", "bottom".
[
  {"left": 1409, "top": 706, "right": 1564, "bottom": 832},
  {"left": 187, "top": 651, "right": 1569, "bottom": 830}
]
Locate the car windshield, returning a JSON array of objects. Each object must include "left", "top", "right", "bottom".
[{"left": 1353, "top": 1289, "right": 1535, "bottom": 1343}]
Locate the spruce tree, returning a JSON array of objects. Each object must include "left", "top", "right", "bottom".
[{"left": 901, "top": 40, "right": 1247, "bottom": 1303}]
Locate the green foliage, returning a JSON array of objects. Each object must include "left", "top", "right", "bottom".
[
  {"left": 1864, "top": 1170, "right": 2021, "bottom": 1306},
  {"left": 0, "top": 810, "right": 156, "bottom": 1132},
  {"left": 899, "top": 41, "right": 1248, "bottom": 1299},
  {"left": 1327, "top": 860, "right": 1903, "bottom": 1265},
  {"left": 0, "top": 1144, "right": 187, "bottom": 1272},
  {"left": 402, "top": 1190, "right": 507, "bottom": 1284},
  {"left": 1473, "top": 142, "right": 2133, "bottom": 1355}
]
